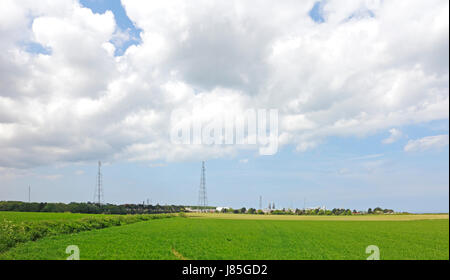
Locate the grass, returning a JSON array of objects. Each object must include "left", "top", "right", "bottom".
[
  {"left": 0, "top": 211, "right": 175, "bottom": 254},
  {"left": 1, "top": 215, "right": 448, "bottom": 260}
]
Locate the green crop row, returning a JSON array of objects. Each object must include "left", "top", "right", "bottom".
[
  {"left": 0, "top": 214, "right": 175, "bottom": 253},
  {"left": 2, "top": 217, "right": 447, "bottom": 260}
]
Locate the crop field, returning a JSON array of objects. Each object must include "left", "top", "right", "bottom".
[
  {"left": 0, "top": 212, "right": 448, "bottom": 260},
  {"left": 0, "top": 211, "right": 99, "bottom": 222},
  {"left": 0, "top": 212, "right": 175, "bottom": 254},
  {"left": 186, "top": 212, "right": 450, "bottom": 221}
]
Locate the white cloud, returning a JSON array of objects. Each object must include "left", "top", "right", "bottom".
[
  {"left": 404, "top": 135, "right": 449, "bottom": 152},
  {"left": 239, "top": 159, "right": 249, "bottom": 164},
  {"left": 0, "top": 0, "right": 448, "bottom": 169},
  {"left": 382, "top": 128, "right": 403, "bottom": 144}
]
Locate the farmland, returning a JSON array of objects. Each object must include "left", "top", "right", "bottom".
[
  {"left": 186, "top": 212, "right": 449, "bottom": 221},
  {"left": 0, "top": 211, "right": 99, "bottom": 222},
  {"left": 0, "top": 212, "right": 448, "bottom": 260},
  {"left": 0, "top": 212, "right": 175, "bottom": 253}
]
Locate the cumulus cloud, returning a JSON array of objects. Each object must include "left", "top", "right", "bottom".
[
  {"left": 382, "top": 128, "right": 403, "bottom": 144},
  {"left": 404, "top": 135, "right": 449, "bottom": 152},
  {"left": 0, "top": 0, "right": 448, "bottom": 169}
]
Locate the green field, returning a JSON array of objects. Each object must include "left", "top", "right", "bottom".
[
  {"left": 0, "top": 212, "right": 448, "bottom": 260},
  {"left": 0, "top": 212, "right": 175, "bottom": 254},
  {"left": 0, "top": 211, "right": 98, "bottom": 222}
]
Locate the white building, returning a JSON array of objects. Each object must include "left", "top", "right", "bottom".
[{"left": 306, "top": 206, "right": 327, "bottom": 211}]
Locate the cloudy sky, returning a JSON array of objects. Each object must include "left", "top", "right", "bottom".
[{"left": 0, "top": 0, "right": 448, "bottom": 212}]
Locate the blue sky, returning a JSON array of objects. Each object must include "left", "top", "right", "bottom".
[
  {"left": 3, "top": 119, "right": 448, "bottom": 213},
  {"left": 309, "top": 1, "right": 326, "bottom": 23},
  {"left": 0, "top": 0, "right": 448, "bottom": 213},
  {"left": 79, "top": 0, "right": 141, "bottom": 56}
]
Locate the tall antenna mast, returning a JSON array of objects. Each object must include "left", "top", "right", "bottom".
[
  {"left": 28, "top": 186, "right": 31, "bottom": 203},
  {"left": 94, "top": 161, "right": 103, "bottom": 205},
  {"left": 259, "top": 195, "right": 262, "bottom": 210},
  {"left": 198, "top": 161, "right": 208, "bottom": 211}
]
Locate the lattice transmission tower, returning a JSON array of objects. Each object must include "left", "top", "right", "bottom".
[
  {"left": 93, "top": 161, "right": 103, "bottom": 205},
  {"left": 198, "top": 161, "right": 208, "bottom": 211}
]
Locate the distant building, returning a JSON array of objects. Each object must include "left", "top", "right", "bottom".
[
  {"left": 306, "top": 206, "right": 327, "bottom": 211},
  {"left": 186, "top": 207, "right": 216, "bottom": 213},
  {"left": 216, "top": 207, "right": 230, "bottom": 212}
]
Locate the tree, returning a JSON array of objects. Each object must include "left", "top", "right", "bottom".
[
  {"left": 240, "top": 207, "right": 247, "bottom": 214},
  {"left": 373, "top": 207, "right": 383, "bottom": 214},
  {"left": 247, "top": 208, "right": 256, "bottom": 214},
  {"left": 368, "top": 208, "right": 373, "bottom": 214}
]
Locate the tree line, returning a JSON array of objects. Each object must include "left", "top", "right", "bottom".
[
  {"left": 217, "top": 207, "right": 396, "bottom": 215},
  {"left": 0, "top": 201, "right": 397, "bottom": 216},
  {"left": 0, "top": 201, "right": 185, "bottom": 215}
]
